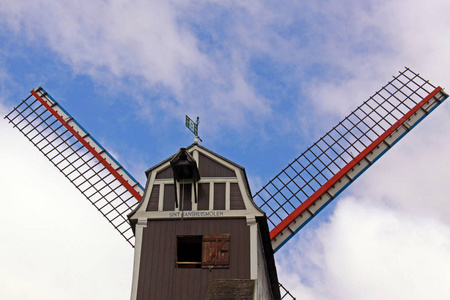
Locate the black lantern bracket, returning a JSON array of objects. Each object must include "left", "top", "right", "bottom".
[{"left": 170, "top": 148, "right": 201, "bottom": 208}]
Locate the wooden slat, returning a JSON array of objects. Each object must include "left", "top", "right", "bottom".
[
  {"left": 230, "top": 183, "right": 245, "bottom": 210},
  {"left": 214, "top": 183, "right": 226, "bottom": 210},
  {"left": 146, "top": 185, "right": 160, "bottom": 211},
  {"left": 198, "top": 183, "right": 210, "bottom": 210}
]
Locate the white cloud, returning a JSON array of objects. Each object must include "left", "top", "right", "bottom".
[
  {"left": 0, "top": 0, "right": 276, "bottom": 135},
  {"left": 299, "top": 0, "right": 450, "bottom": 120},
  {"left": 0, "top": 105, "right": 134, "bottom": 299},
  {"left": 353, "top": 105, "right": 450, "bottom": 224},
  {"left": 1, "top": 1, "right": 206, "bottom": 89},
  {"left": 277, "top": 197, "right": 450, "bottom": 300}
]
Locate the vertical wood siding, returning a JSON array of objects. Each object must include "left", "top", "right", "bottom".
[
  {"left": 156, "top": 166, "right": 173, "bottom": 179},
  {"left": 198, "top": 183, "right": 210, "bottom": 210},
  {"left": 146, "top": 185, "right": 160, "bottom": 211},
  {"left": 163, "top": 184, "right": 175, "bottom": 211},
  {"left": 213, "top": 183, "right": 226, "bottom": 210},
  {"left": 199, "top": 153, "right": 235, "bottom": 177},
  {"left": 230, "top": 183, "right": 245, "bottom": 210},
  {"left": 137, "top": 219, "right": 250, "bottom": 300},
  {"left": 181, "top": 183, "right": 192, "bottom": 211}
]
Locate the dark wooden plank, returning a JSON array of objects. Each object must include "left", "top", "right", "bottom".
[
  {"left": 146, "top": 185, "right": 160, "bottom": 211},
  {"left": 199, "top": 153, "right": 235, "bottom": 177},
  {"left": 230, "top": 183, "right": 245, "bottom": 210},
  {"left": 214, "top": 183, "right": 226, "bottom": 210},
  {"left": 137, "top": 221, "right": 153, "bottom": 300},
  {"left": 181, "top": 183, "right": 192, "bottom": 211},
  {"left": 154, "top": 221, "right": 170, "bottom": 298},
  {"left": 158, "top": 221, "right": 172, "bottom": 299},
  {"left": 151, "top": 220, "right": 164, "bottom": 299},
  {"left": 163, "top": 184, "right": 176, "bottom": 211},
  {"left": 198, "top": 183, "right": 209, "bottom": 210},
  {"left": 156, "top": 166, "right": 173, "bottom": 179}
]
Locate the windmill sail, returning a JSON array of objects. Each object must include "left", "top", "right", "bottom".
[
  {"left": 253, "top": 68, "right": 448, "bottom": 252},
  {"left": 4, "top": 87, "right": 144, "bottom": 246},
  {"left": 279, "top": 283, "right": 296, "bottom": 299}
]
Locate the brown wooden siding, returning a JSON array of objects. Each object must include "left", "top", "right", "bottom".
[
  {"left": 214, "top": 183, "right": 225, "bottom": 210},
  {"left": 199, "top": 153, "right": 235, "bottom": 177},
  {"left": 230, "top": 183, "right": 245, "bottom": 210},
  {"left": 163, "top": 184, "right": 176, "bottom": 211},
  {"left": 198, "top": 183, "right": 209, "bottom": 210},
  {"left": 137, "top": 219, "right": 250, "bottom": 300},
  {"left": 156, "top": 166, "right": 173, "bottom": 179},
  {"left": 146, "top": 185, "right": 160, "bottom": 211},
  {"left": 181, "top": 183, "right": 192, "bottom": 211}
]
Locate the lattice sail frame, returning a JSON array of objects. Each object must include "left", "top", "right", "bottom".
[
  {"left": 253, "top": 68, "right": 449, "bottom": 251},
  {"left": 279, "top": 283, "right": 296, "bottom": 300},
  {"left": 5, "top": 87, "right": 144, "bottom": 246}
]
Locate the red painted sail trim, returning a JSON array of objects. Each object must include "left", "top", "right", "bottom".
[
  {"left": 30, "top": 89, "right": 143, "bottom": 202},
  {"left": 270, "top": 86, "right": 442, "bottom": 240}
]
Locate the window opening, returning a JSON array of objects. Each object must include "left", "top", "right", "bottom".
[
  {"left": 177, "top": 236, "right": 202, "bottom": 268},
  {"left": 176, "top": 234, "right": 230, "bottom": 269}
]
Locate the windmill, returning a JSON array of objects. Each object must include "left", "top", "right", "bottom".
[{"left": 4, "top": 68, "right": 448, "bottom": 299}]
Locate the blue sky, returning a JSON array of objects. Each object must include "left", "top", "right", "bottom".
[{"left": 1, "top": 1, "right": 450, "bottom": 299}]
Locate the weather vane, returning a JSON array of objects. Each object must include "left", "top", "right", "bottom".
[{"left": 185, "top": 115, "right": 202, "bottom": 144}]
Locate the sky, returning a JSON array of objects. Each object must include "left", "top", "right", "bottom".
[{"left": 1, "top": 0, "right": 450, "bottom": 299}]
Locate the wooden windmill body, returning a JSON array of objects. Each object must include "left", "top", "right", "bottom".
[{"left": 129, "top": 145, "right": 280, "bottom": 299}]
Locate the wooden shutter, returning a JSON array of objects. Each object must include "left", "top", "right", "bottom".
[{"left": 202, "top": 234, "right": 230, "bottom": 269}]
